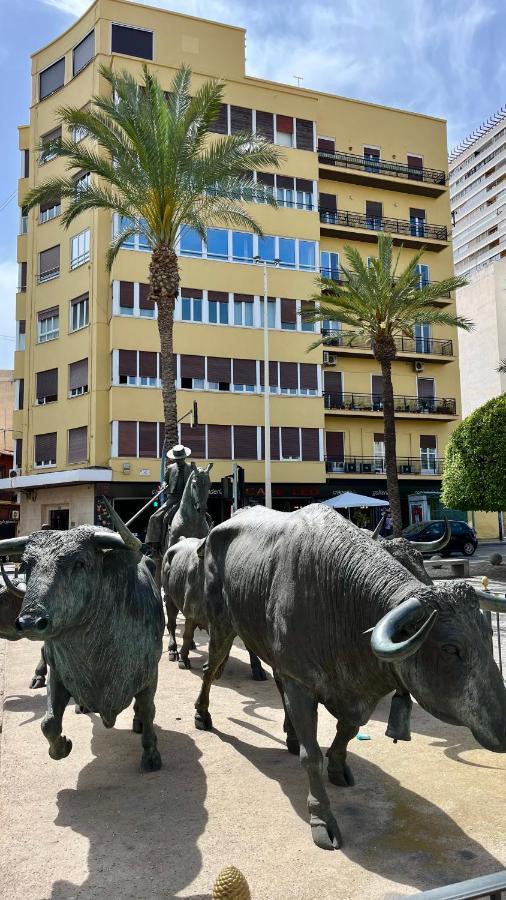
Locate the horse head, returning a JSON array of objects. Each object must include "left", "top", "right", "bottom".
[{"left": 189, "top": 463, "right": 213, "bottom": 514}]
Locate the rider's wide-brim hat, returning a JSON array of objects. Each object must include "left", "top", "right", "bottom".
[{"left": 167, "top": 444, "right": 191, "bottom": 460}]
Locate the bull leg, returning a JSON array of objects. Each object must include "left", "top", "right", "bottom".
[
  {"left": 247, "top": 648, "right": 268, "bottom": 682},
  {"left": 165, "top": 599, "right": 179, "bottom": 661},
  {"left": 134, "top": 679, "right": 161, "bottom": 772},
  {"left": 41, "top": 669, "right": 72, "bottom": 761},
  {"left": 132, "top": 698, "right": 143, "bottom": 734},
  {"left": 282, "top": 677, "right": 342, "bottom": 851},
  {"left": 274, "top": 674, "right": 300, "bottom": 755},
  {"left": 326, "top": 720, "right": 360, "bottom": 787},
  {"left": 30, "top": 646, "right": 48, "bottom": 689},
  {"left": 178, "top": 618, "right": 196, "bottom": 670},
  {"left": 194, "top": 624, "right": 235, "bottom": 731}
]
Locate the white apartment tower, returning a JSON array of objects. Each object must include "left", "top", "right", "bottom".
[{"left": 449, "top": 106, "right": 506, "bottom": 278}]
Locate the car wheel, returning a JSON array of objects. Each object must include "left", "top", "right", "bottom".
[{"left": 463, "top": 541, "right": 475, "bottom": 556}]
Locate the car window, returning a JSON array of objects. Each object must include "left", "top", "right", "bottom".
[
  {"left": 451, "top": 522, "right": 468, "bottom": 535},
  {"left": 424, "top": 522, "right": 444, "bottom": 538}
]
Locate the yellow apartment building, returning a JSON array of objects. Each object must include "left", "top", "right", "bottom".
[{"left": 4, "top": 0, "right": 461, "bottom": 532}]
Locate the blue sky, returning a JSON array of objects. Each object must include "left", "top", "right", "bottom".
[{"left": 0, "top": 0, "right": 504, "bottom": 366}]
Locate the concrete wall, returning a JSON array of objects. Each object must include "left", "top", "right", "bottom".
[{"left": 19, "top": 483, "right": 95, "bottom": 533}]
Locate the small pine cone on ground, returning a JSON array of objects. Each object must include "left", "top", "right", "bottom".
[{"left": 212, "top": 865, "right": 251, "bottom": 900}]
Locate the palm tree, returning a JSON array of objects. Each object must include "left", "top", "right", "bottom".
[
  {"left": 305, "top": 234, "right": 471, "bottom": 536},
  {"left": 24, "top": 64, "right": 282, "bottom": 447},
  {"left": 498, "top": 360, "right": 506, "bottom": 375}
]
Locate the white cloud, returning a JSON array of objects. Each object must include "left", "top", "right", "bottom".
[{"left": 0, "top": 260, "right": 18, "bottom": 370}]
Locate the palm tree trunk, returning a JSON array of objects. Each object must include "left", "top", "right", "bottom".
[
  {"left": 149, "top": 244, "right": 180, "bottom": 449},
  {"left": 380, "top": 359, "right": 403, "bottom": 537}
]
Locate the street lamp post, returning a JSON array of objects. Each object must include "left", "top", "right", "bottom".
[{"left": 260, "top": 260, "right": 272, "bottom": 509}]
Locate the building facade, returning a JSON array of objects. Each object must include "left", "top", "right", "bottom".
[{"left": 5, "top": 0, "right": 460, "bottom": 532}]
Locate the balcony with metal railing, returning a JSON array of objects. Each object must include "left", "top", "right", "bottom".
[
  {"left": 318, "top": 149, "right": 447, "bottom": 197},
  {"left": 319, "top": 267, "right": 453, "bottom": 303},
  {"left": 325, "top": 455, "right": 444, "bottom": 476},
  {"left": 323, "top": 391, "right": 457, "bottom": 418},
  {"left": 319, "top": 208, "right": 448, "bottom": 250},
  {"left": 321, "top": 329, "right": 454, "bottom": 360}
]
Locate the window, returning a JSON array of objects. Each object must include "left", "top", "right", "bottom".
[
  {"left": 139, "top": 283, "right": 155, "bottom": 318},
  {"left": 414, "top": 323, "right": 432, "bottom": 354},
  {"left": 256, "top": 111, "right": 274, "bottom": 142},
  {"left": 74, "top": 171, "right": 91, "bottom": 195},
  {"left": 417, "top": 377, "right": 435, "bottom": 409},
  {"left": 233, "top": 295, "right": 254, "bottom": 327},
  {"left": 301, "top": 301, "right": 315, "bottom": 333},
  {"left": 209, "top": 104, "right": 228, "bottom": 135},
  {"left": 318, "top": 137, "right": 336, "bottom": 155},
  {"left": 18, "top": 262, "right": 27, "bottom": 292},
  {"left": 39, "top": 245, "right": 60, "bottom": 281},
  {"left": 320, "top": 250, "right": 339, "bottom": 280},
  {"left": 118, "top": 421, "right": 137, "bottom": 456},
  {"left": 372, "top": 374, "right": 384, "bottom": 408},
  {"left": 232, "top": 231, "right": 253, "bottom": 263},
  {"left": 299, "top": 363, "right": 318, "bottom": 395},
  {"left": 138, "top": 351, "right": 158, "bottom": 386},
  {"left": 326, "top": 431, "right": 344, "bottom": 470},
  {"left": 181, "top": 288, "right": 203, "bottom": 322},
  {"left": 366, "top": 201, "right": 383, "bottom": 230},
  {"left": 295, "top": 119, "right": 314, "bottom": 152},
  {"left": 38, "top": 307, "right": 59, "bottom": 343},
  {"left": 281, "top": 427, "right": 300, "bottom": 460},
  {"left": 70, "top": 229, "right": 90, "bottom": 269},
  {"left": 373, "top": 433, "right": 385, "bottom": 471},
  {"left": 280, "top": 362, "right": 298, "bottom": 395},
  {"left": 301, "top": 428, "right": 320, "bottom": 460},
  {"left": 139, "top": 422, "right": 158, "bottom": 458},
  {"left": 278, "top": 238, "right": 295, "bottom": 269},
  {"left": 364, "top": 146, "right": 380, "bottom": 172},
  {"left": 22, "top": 149, "right": 29, "bottom": 179},
  {"left": 73, "top": 30, "right": 94, "bottom": 75},
  {"left": 206, "top": 228, "right": 228, "bottom": 260},
  {"left": 39, "top": 198, "right": 61, "bottom": 223},
  {"left": 72, "top": 123, "right": 88, "bottom": 143},
  {"left": 296, "top": 178, "right": 314, "bottom": 210},
  {"left": 20, "top": 206, "right": 28, "bottom": 234},
  {"left": 34, "top": 432, "right": 57, "bottom": 467},
  {"left": 180, "top": 355, "right": 205, "bottom": 390},
  {"left": 420, "top": 435, "right": 437, "bottom": 473},
  {"left": 16, "top": 320, "right": 26, "bottom": 351},
  {"left": 234, "top": 425, "right": 258, "bottom": 459},
  {"left": 36, "top": 368, "right": 58, "bottom": 405},
  {"left": 39, "top": 58, "right": 65, "bottom": 100},
  {"left": 117, "top": 215, "right": 136, "bottom": 249},
  {"left": 276, "top": 175, "right": 295, "bottom": 208},
  {"left": 275, "top": 115, "right": 294, "bottom": 147},
  {"left": 180, "top": 227, "right": 202, "bottom": 257},
  {"left": 15, "top": 438, "right": 22, "bottom": 470},
  {"left": 119, "top": 281, "right": 134, "bottom": 315},
  {"left": 39, "top": 127, "right": 62, "bottom": 164},
  {"left": 260, "top": 361, "right": 279, "bottom": 394},
  {"left": 258, "top": 235, "right": 276, "bottom": 263},
  {"left": 119, "top": 350, "right": 137, "bottom": 385},
  {"left": 281, "top": 299, "right": 297, "bottom": 331},
  {"left": 260, "top": 298, "right": 276, "bottom": 328},
  {"left": 416, "top": 264, "right": 429, "bottom": 287},
  {"left": 70, "top": 293, "right": 89, "bottom": 332},
  {"left": 299, "top": 240, "right": 316, "bottom": 271},
  {"left": 407, "top": 154, "right": 423, "bottom": 181},
  {"left": 232, "top": 358, "right": 256, "bottom": 392},
  {"left": 68, "top": 426, "right": 87, "bottom": 463},
  {"left": 208, "top": 291, "right": 228, "bottom": 324},
  {"left": 16, "top": 379, "right": 24, "bottom": 411},
  {"left": 410, "top": 207, "right": 426, "bottom": 238},
  {"left": 207, "top": 424, "right": 232, "bottom": 459},
  {"left": 69, "top": 358, "right": 88, "bottom": 397},
  {"left": 111, "top": 23, "right": 153, "bottom": 60},
  {"left": 207, "top": 357, "right": 231, "bottom": 391},
  {"left": 230, "top": 105, "right": 253, "bottom": 133}
]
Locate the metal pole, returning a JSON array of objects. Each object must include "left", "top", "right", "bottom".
[
  {"left": 262, "top": 262, "right": 272, "bottom": 509},
  {"left": 125, "top": 485, "right": 167, "bottom": 528},
  {"left": 232, "top": 462, "right": 239, "bottom": 514}
]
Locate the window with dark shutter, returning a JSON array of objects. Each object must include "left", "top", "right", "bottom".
[
  {"left": 230, "top": 106, "right": 253, "bottom": 133},
  {"left": 299, "top": 364, "right": 318, "bottom": 391},
  {"left": 366, "top": 201, "right": 383, "bottom": 219},
  {"left": 180, "top": 355, "right": 205, "bottom": 380},
  {"left": 276, "top": 115, "right": 293, "bottom": 134},
  {"left": 257, "top": 172, "right": 275, "bottom": 186},
  {"left": 35, "top": 432, "right": 57, "bottom": 465},
  {"left": 181, "top": 287, "right": 203, "bottom": 298},
  {"left": 40, "top": 126, "right": 62, "bottom": 163},
  {"left": 111, "top": 24, "right": 153, "bottom": 60},
  {"left": 301, "top": 428, "right": 320, "bottom": 460},
  {"left": 120, "top": 281, "right": 134, "bottom": 308},
  {"left": 296, "top": 118, "right": 314, "bottom": 151},
  {"left": 68, "top": 426, "right": 87, "bottom": 463},
  {"left": 118, "top": 421, "right": 137, "bottom": 456},
  {"left": 139, "top": 352, "right": 157, "bottom": 378},
  {"left": 364, "top": 146, "right": 380, "bottom": 158},
  {"left": 256, "top": 111, "right": 274, "bottom": 142},
  {"left": 119, "top": 350, "right": 137, "bottom": 381},
  {"left": 23, "top": 150, "right": 29, "bottom": 179},
  {"left": 40, "top": 197, "right": 61, "bottom": 214},
  {"left": 207, "top": 357, "right": 231, "bottom": 386},
  {"left": 296, "top": 178, "right": 313, "bottom": 192},
  {"left": 232, "top": 358, "right": 256, "bottom": 386},
  {"left": 18, "top": 379, "right": 24, "bottom": 411},
  {"left": 372, "top": 374, "right": 384, "bottom": 400},
  {"left": 410, "top": 207, "right": 426, "bottom": 220},
  {"left": 417, "top": 377, "right": 435, "bottom": 399},
  {"left": 39, "top": 245, "right": 60, "bottom": 280},
  {"left": 38, "top": 306, "right": 59, "bottom": 322},
  {"left": 207, "top": 425, "right": 231, "bottom": 459},
  {"left": 209, "top": 104, "right": 228, "bottom": 134},
  {"left": 39, "top": 58, "right": 65, "bottom": 100},
  {"left": 139, "top": 283, "right": 154, "bottom": 311},
  {"left": 259, "top": 360, "right": 279, "bottom": 389},
  {"left": 326, "top": 432, "right": 344, "bottom": 460},
  {"left": 15, "top": 439, "right": 22, "bottom": 469},
  {"left": 281, "top": 427, "right": 300, "bottom": 459},
  {"left": 233, "top": 425, "right": 257, "bottom": 459},
  {"left": 139, "top": 422, "right": 157, "bottom": 458},
  {"left": 36, "top": 368, "right": 58, "bottom": 404},
  {"left": 260, "top": 427, "right": 280, "bottom": 460},
  {"left": 324, "top": 371, "right": 343, "bottom": 399},
  {"left": 319, "top": 193, "right": 337, "bottom": 212},
  {"left": 374, "top": 432, "right": 385, "bottom": 443},
  {"left": 181, "top": 423, "right": 206, "bottom": 458},
  {"left": 19, "top": 262, "right": 27, "bottom": 291},
  {"left": 69, "top": 358, "right": 88, "bottom": 395},
  {"left": 73, "top": 30, "right": 94, "bottom": 75},
  {"left": 281, "top": 298, "right": 297, "bottom": 328},
  {"left": 420, "top": 435, "right": 437, "bottom": 449},
  {"left": 318, "top": 137, "right": 335, "bottom": 153},
  {"left": 277, "top": 175, "right": 294, "bottom": 190},
  {"left": 280, "top": 362, "right": 298, "bottom": 390},
  {"left": 407, "top": 154, "right": 423, "bottom": 181}
]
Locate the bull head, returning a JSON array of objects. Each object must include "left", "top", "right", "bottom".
[{"left": 369, "top": 596, "right": 438, "bottom": 661}]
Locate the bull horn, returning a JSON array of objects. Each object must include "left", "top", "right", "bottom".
[
  {"left": 474, "top": 588, "right": 506, "bottom": 614},
  {"left": 0, "top": 564, "right": 26, "bottom": 600},
  {"left": 0, "top": 536, "right": 28, "bottom": 559},
  {"left": 100, "top": 498, "right": 142, "bottom": 552},
  {"left": 405, "top": 516, "right": 451, "bottom": 554},
  {"left": 370, "top": 596, "right": 438, "bottom": 661},
  {"left": 372, "top": 513, "right": 387, "bottom": 540},
  {"left": 92, "top": 531, "right": 131, "bottom": 551},
  {"left": 205, "top": 462, "right": 213, "bottom": 473}
]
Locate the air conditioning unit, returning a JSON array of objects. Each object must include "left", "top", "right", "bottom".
[
  {"left": 401, "top": 464, "right": 413, "bottom": 474},
  {"left": 345, "top": 462, "right": 357, "bottom": 473},
  {"left": 9, "top": 469, "right": 20, "bottom": 478},
  {"left": 413, "top": 360, "right": 424, "bottom": 372},
  {"left": 361, "top": 462, "right": 372, "bottom": 473},
  {"left": 323, "top": 351, "right": 336, "bottom": 366}
]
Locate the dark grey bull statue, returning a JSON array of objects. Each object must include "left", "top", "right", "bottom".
[
  {"left": 0, "top": 566, "right": 48, "bottom": 688},
  {"left": 0, "top": 508, "right": 165, "bottom": 772},
  {"left": 193, "top": 504, "right": 506, "bottom": 850}
]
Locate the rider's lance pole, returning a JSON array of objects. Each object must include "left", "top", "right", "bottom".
[{"left": 125, "top": 485, "right": 167, "bottom": 528}]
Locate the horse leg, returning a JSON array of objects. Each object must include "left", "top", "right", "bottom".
[{"left": 247, "top": 648, "right": 268, "bottom": 681}]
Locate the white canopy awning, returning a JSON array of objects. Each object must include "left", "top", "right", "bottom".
[{"left": 322, "top": 491, "right": 389, "bottom": 509}]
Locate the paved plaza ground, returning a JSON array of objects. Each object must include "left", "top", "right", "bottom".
[{"left": 1, "top": 598, "right": 506, "bottom": 900}]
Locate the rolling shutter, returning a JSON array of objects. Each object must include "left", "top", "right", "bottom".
[
  {"left": 39, "top": 245, "right": 60, "bottom": 277},
  {"left": 208, "top": 290, "right": 228, "bottom": 302},
  {"left": 296, "top": 118, "right": 314, "bottom": 151},
  {"left": 301, "top": 428, "right": 320, "bottom": 460},
  {"left": 139, "top": 352, "right": 157, "bottom": 377},
  {"left": 281, "top": 427, "right": 300, "bottom": 459},
  {"left": 234, "top": 293, "right": 254, "bottom": 303},
  {"left": 299, "top": 363, "right": 317, "bottom": 391},
  {"left": 260, "top": 427, "right": 280, "bottom": 460},
  {"left": 366, "top": 201, "right": 383, "bottom": 218},
  {"left": 40, "top": 197, "right": 60, "bottom": 213},
  {"left": 36, "top": 368, "right": 58, "bottom": 401},
  {"left": 180, "top": 355, "right": 205, "bottom": 379},
  {"left": 374, "top": 432, "right": 385, "bottom": 443},
  {"left": 280, "top": 362, "right": 298, "bottom": 389},
  {"left": 139, "top": 283, "right": 154, "bottom": 310},
  {"left": 69, "top": 358, "right": 88, "bottom": 391},
  {"left": 232, "top": 358, "right": 256, "bottom": 385},
  {"left": 326, "top": 432, "right": 344, "bottom": 459},
  {"left": 139, "top": 422, "right": 157, "bottom": 457},
  {"left": 38, "top": 306, "right": 58, "bottom": 322},
  {"left": 276, "top": 115, "right": 293, "bottom": 134},
  {"left": 73, "top": 30, "right": 94, "bottom": 75},
  {"left": 119, "top": 350, "right": 137, "bottom": 377},
  {"left": 319, "top": 193, "right": 337, "bottom": 212},
  {"left": 417, "top": 378, "right": 434, "bottom": 398},
  {"left": 324, "top": 371, "right": 343, "bottom": 394},
  {"left": 68, "top": 426, "right": 87, "bottom": 463},
  {"left": 207, "top": 425, "right": 231, "bottom": 459},
  {"left": 230, "top": 106, "right": 253, "bottom": 133},
  {"left": 111, "top": 24, "right": 153, "bottom": 60},
  {"left": 296, "top": 178, "right": 313, "bottom": 192},
  {"left": 256, "top": 111, "right": 274, "bottom": 141},
  {"left": 259, "top": 360, "right": 278, "bottom": 389},
  {"left": 15, "top": 439, "right": 22, "bottom": 469},
  {"left": 35, "top": 432, "right": 57, "bottom": 464},
  {"left": 280, "top": 299, "right": 297, "bottom": 325},
  {"left": 119, "top": 281, "right": 134, "bottom": 307},
  {"left": 257, "top": 172, "right": 275, "bottom": 186},
  {"left": 39, "top": 59, "right": 65, "bottom": 100},
  {"left": 277, "top": 175, "right": 294, "bottom": 190},
  {"left": 318, "top": 137, "right": 335, "bottom": 153},
  {"left": 234, "top": 425, "right": 258, "bottom": 459},
  {"left": 118, "top": 422, "right": 137, "bottom": 456},
  {"left": 371, "top": 374, "right": 384, "bottom": 398},
  {"left": 207, "top": 357, "right": 231, "bottom": 383},
  {"left": 181, "top": 423, "right": 205, "bottom": 458},
  {"left": 209, "top": 104, "right": 228, "bottom": 135},
  {"left": 420, "top": 435, "right": 437, "bottom": 449}
]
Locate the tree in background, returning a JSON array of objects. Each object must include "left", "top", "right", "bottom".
[
  {"left": 24, "top": 64, "right": 281, "bottom": 447},
  {"left": 305, "top": 234, "right": 470, "bottom": 535}
]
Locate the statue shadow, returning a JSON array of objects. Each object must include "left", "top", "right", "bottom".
[
  {"left": 211, "top": 721, "right": 503, "bottom": 891},
  {"left": 3, "top": 691, "right": 46, "bottom": 725},
  {"left": 49, "top": 716, "right": 208, "bottom": 900}
]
